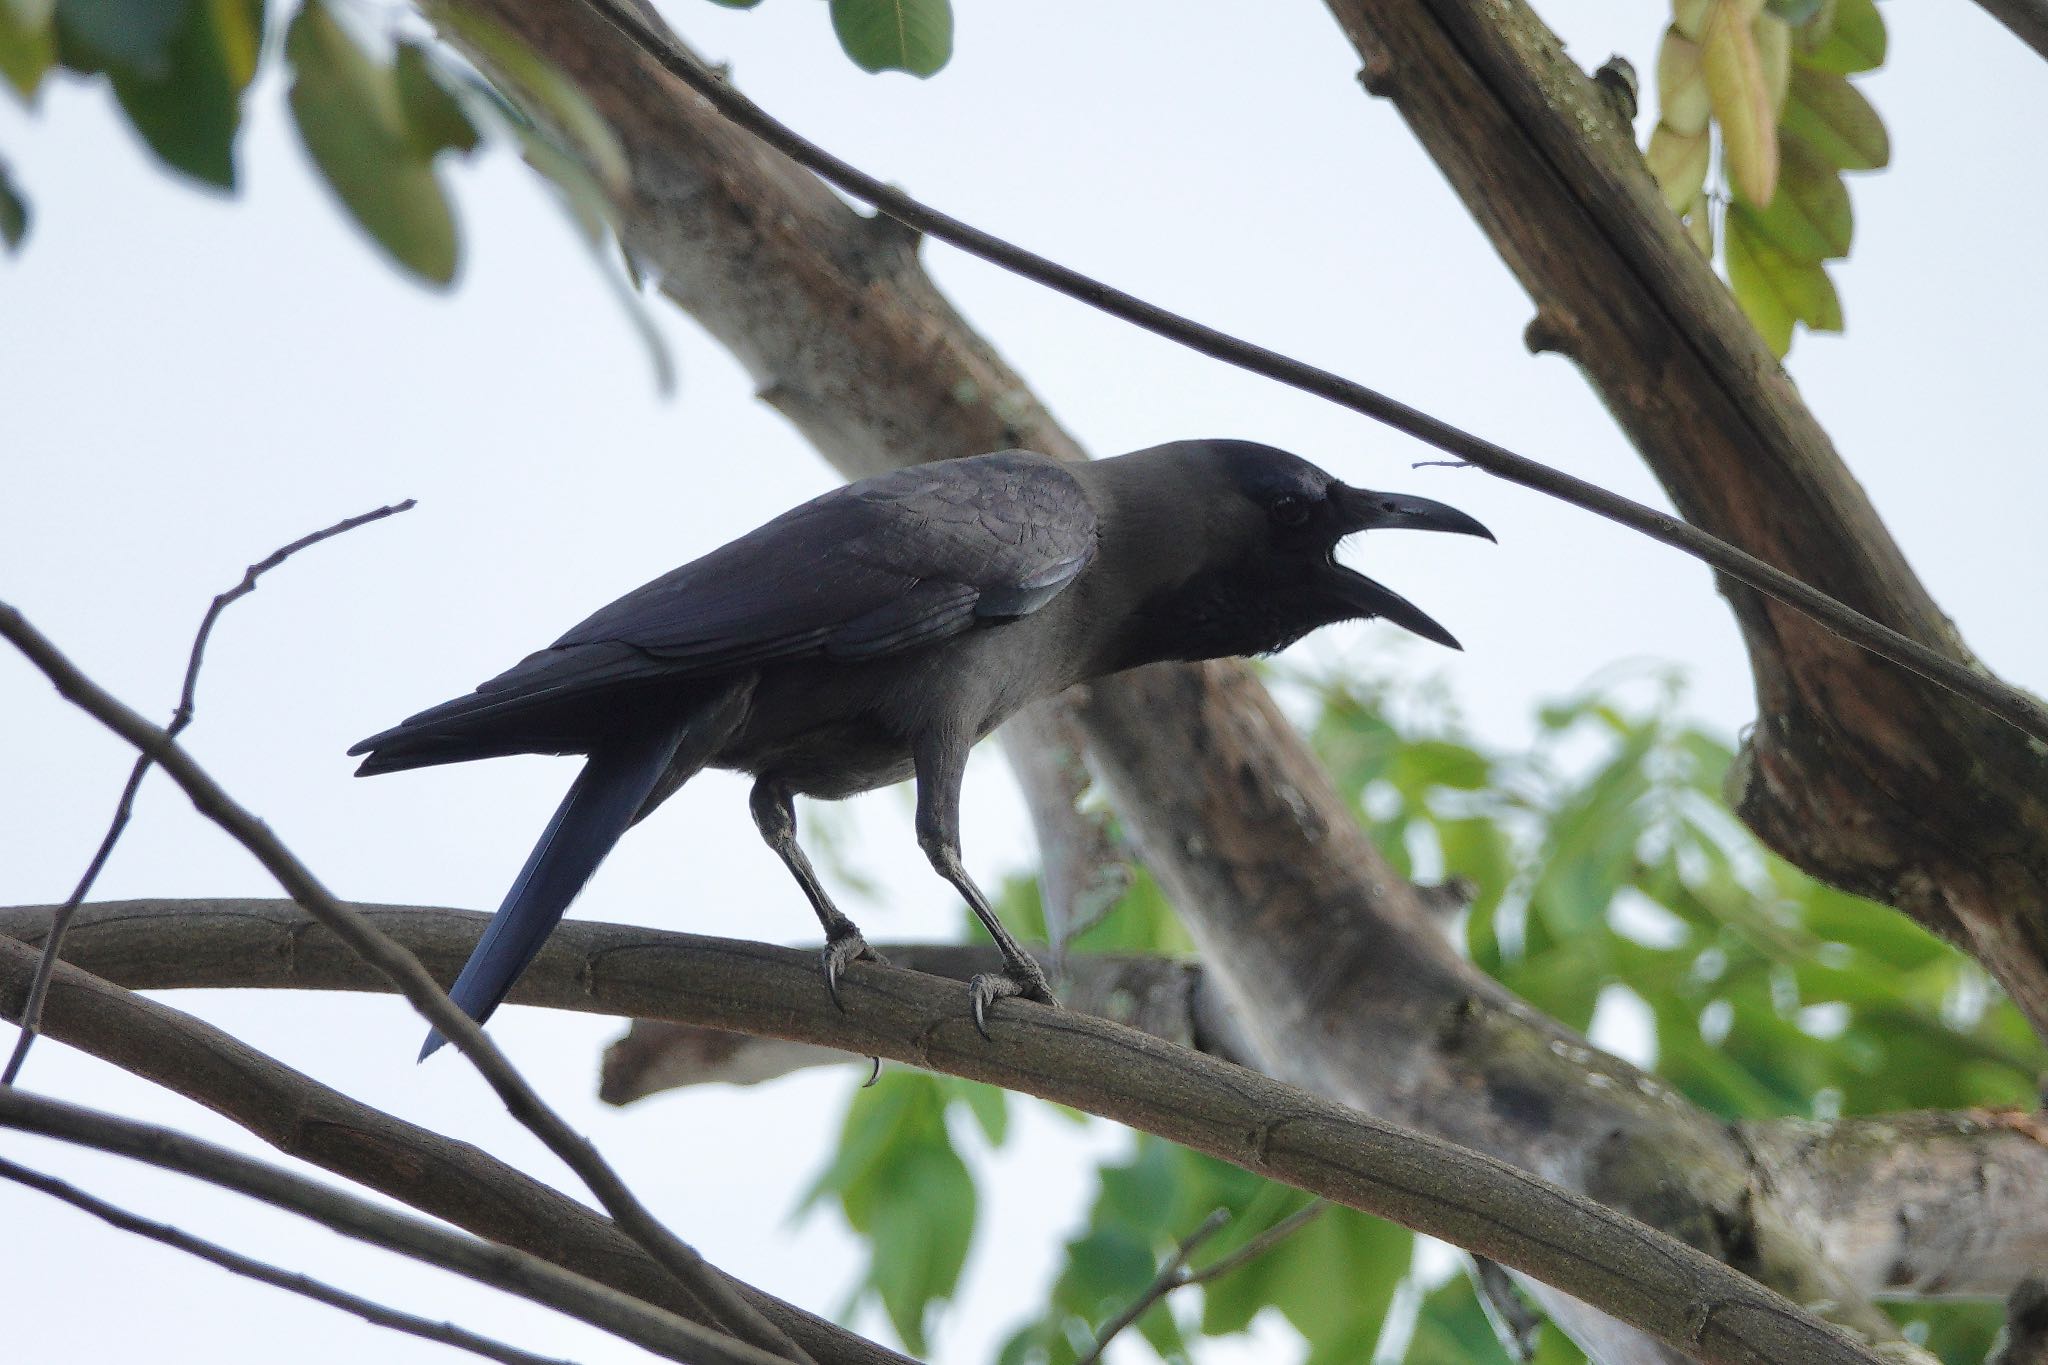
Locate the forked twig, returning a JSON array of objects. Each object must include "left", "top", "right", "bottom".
[
  {"left": 2, "top": 499, "right": 416, "bottom": 1085},
  {"left": 1076, "top": 1200, "right": 1330, "bottom": 1365}
]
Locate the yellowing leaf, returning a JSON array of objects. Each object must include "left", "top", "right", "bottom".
[
  {"left": 1754, "top": 12, "right": 1790, "bottom": 112},
  {"left": 1702, "top": 0, "right": 1778, "bottom": 206},
  {"left": 1782, "top": 66, "right": 1888, "bottom": 170},
  {"left": 1655, "top": 27, "right": 1710, "bottom": 137},
  {"left": 1647, "top": 124, "right": 1710, "bottom": 212},
  {"left": 1740, "top": 132, "right": 1851, "bottom": 261},
  {"left": 1672, "top": 0, "right": 1712, "bottom": 42}
]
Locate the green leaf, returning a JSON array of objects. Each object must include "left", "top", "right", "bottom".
[
  {"left": 1739, "top": 132, "right": 1851, "bottom": 261},
  {"left": 434, "top": 8, "right": 629, "bottom": 197},
  {"left": 1781, "top": 67, "right": 1888, "bottom": 170},
  {"left": 802, "top": 1073, "right": 978, "bottom": 1352},
  {"left": 1798, "top": 0, "right": 1884, "bottom": 75},
  {"left": 105, "top": 0, "right": 253, "bottom": 188},
  {"left": 1727, "top": 209, "right": 1842, "bottom": 354},
  {"left": 53, "top": 0, "right": 186, "bottom": 76},
  {"left": 830, "top": 0, "right": 952, "bottom": 77},
  {"left": 0, "top": 0, "right": 57, "bottom": 101},
  {"left": 946, "top": 1076, "right": 1009, "bottom": 1146},
  {"left": 395, "top": 41, "right": 479, "bottom": 159},
  {"left": 0, "top": 158, "right": 27, "bottom": 251},
  {"left": 287, "top": 0, "right": 459, "bottom": 285}
]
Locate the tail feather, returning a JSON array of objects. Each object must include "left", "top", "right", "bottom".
[{"left": 419, "top": 726, "right": 686, "bottom": 1061}]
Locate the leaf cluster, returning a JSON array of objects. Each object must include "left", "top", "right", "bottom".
[{"left": 1646, "top": 0, "right": 1890, "bottom": 355}]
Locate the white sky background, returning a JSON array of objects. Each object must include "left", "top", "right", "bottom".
[{"left": 3, "top": 1, "right": 2045, "bottom": 1361}]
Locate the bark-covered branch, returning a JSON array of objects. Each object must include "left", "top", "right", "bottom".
[
  {"left": 1969, "top": 0, "right": 2048, "bottom": 63},
  {"left": 0, "top": 911, "right": 1885, "bottom": 1365},
  {"left": 0, "top": 927, "right": 911, "bottom": 1365},
  {"left": 1317, "top": 0, "right": 2048, "bottom": 1042},
  {"left": 0, "top": 599, "right": 810, "bottom": 1365},
  {"left": 14, "top": 902, "right": 2048, "bottom": 1307}
]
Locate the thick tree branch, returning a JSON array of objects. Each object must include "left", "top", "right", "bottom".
[
  {"left": 1970, "top": 0, "right": 2048, "bottom": 63},
  {"left": 0, "top": 600, "right": 809, "bottom": 1365},
  {"left": 0, "top": 913, "right": 1883, "bottom": 1365},
  {"left": 1314, "top": 0, "right": 2048, "bottom": 1038},
  {"left": 0, "top": 930, "right": 911, "bottom": 1365},
  {"left": 0, "top": 1089, "right": 787, "bottom": 1365},
  {"left": 0, "top": 1156, "right": 579, "bottom": 1365},
  {"left": 13, "top": 902, "right": 2048, "bottom": 1307}
]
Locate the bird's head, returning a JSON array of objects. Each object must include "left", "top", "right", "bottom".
[{"left": 1106, "top": 439, "right": 1494, "bottom": 661}]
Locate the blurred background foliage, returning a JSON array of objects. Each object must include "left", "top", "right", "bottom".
[{"left": 804, "top": 666, "right": 2042, "bottom": 1362}]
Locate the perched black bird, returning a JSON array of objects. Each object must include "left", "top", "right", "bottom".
[{"left": 350, "top": 440, "right": 1491, "bottom": 1056}]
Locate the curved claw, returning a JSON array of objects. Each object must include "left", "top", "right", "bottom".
[
  {"left": 862, "top": 1055, "right": 882, "bottom": 1088},
  {"left": 820, "top": 931, "right": 884, "bottom": 1012},
  {"left": 968, "top": 963, "right": 1059, "bottom": 1041}
]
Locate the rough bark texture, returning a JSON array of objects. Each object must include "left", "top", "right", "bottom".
[
  {"left": 0, "top": 932, "right": 908, "bottom": 1365},
  {"left": 0, "top": 907, "right": 1892, "bottom": 1365},
  {"left": 18, "top": 900, "right": 2048, "bottom": 1305},
  {"left": 407, "top": 1, "right": 2015, "bottom": 1359},
  {"left": 1320, "top": 0, "right": 2048, "bottom": 1043}
]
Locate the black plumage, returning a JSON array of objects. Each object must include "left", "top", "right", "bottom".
[{"left": 350, "top": 439, "right": 1492, "bottom": 1055}]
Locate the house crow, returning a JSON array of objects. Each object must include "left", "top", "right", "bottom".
[{"left": 349, "top": 439, "right": 1492, "bottom": 1056}]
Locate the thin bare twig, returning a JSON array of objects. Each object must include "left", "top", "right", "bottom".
[
  {"left": 573, "top": 0, "right": 2048, "bottom": 746},
  {"left": 0, "top": 1089, "right": 785, "bottom": 1365},
  {"left": 1076, "top": 1200, "right": 1331, "bottom": 1365},
  {"left": 1075, "top": 1209, "right": 1232, "bottom": 1365},
  {"left": 2, "top": 499, "right": 416, "bottom": 1086},
  {"left": 0, "top": 1156, "right": 577, "bottom": 1365},
  {"left": 0, "top": 603, "right": 811, "bottom": 1365},
  {"left": 1181, "top": 1199, "right": 1331, "bottom": 1289}
]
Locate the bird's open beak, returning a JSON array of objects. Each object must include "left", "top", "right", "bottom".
[
  {"left": 1326, "top": 484, "right": 1492, "bottom": 650},
  {"left": 1334, "top": 485, "right": 1495, "bottom": 541}
]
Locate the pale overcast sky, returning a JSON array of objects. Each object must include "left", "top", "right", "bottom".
[{"left": 4, "top": 2, "right": 2045, "bottom": 1361}]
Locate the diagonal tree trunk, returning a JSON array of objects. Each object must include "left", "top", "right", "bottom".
[{"left": 1319, "top": 0, "right": 2048, "bottom": 1040}]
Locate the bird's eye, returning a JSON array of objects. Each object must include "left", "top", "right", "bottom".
[{"left": 1270, "top": 494, "right": 1311, "bottom": 527}]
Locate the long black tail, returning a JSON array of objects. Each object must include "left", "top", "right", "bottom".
[{"left": 419, "top": 725, "right": 686, "bottom": 1060}]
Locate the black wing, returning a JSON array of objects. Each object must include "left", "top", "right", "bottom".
[{"left": 350, "top": 451, "right": 1097, "bottom": 765}]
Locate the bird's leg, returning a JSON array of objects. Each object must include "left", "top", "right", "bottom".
[
  {"left": 913, "top": 739, "right": 1058, "bottom": 1038},
  {"left": 749, "top": 778, "right": 882, "bottom": 1009}
]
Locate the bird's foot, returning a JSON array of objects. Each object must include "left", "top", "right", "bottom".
[
  {"left": 820, "top": 928, "right": 886, "bottom": 1012},
  {"left": 968, "top": 957, "right": 1059, "bottom": 1040}
]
